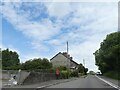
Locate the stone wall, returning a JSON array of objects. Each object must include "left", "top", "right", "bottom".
[
  {"left": 2, "top": 70, "right": 30, "bottom": 85},
  {"left": 17, "top": 71, "right": 30, "bottom": 85},
  {"left": 23, "top": 72, "right": 56, "bottom": 85}
]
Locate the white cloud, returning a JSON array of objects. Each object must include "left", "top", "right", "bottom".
[
  {"left": 47, "top": 2, "right": 117, "bottom": 71},
  {"left": 1, "top": 2, "right": 61, "bottom": 51},
  {"left": 47, "top": 2, "right": 71, "bottom": 18}
]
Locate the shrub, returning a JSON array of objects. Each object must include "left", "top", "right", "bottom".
[
  {"left": 60, "top": 70, "right": 70, "bottom": 79},
  {"left": 70, "top": 71, "right": 79, "bottom": 77},
  {"left": 104, "top": 71, "right": 120, "bottom": 80}
]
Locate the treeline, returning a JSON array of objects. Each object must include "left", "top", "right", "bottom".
[
  {"left": 1, "top": 49, "right": 52, "bottom": 70},
  {"left": 94, "top": 32, "right": 120, "bottom": 80},
  {"left": 1, "top": 48, "right": 88, "bottom": 78},
  {"left": 2, "top": 49, "right": 20, "bottom": 70},
  {"left": 21, "top": 58, "right": 52, "bottom": 70}
]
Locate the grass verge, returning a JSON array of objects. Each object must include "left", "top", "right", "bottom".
[{"left": 104, "top": 71, "right": 120, "bottom": 80}]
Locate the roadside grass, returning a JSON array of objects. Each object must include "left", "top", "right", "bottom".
[{"left": 104, "top": 71, "right": 120, "bottom": 80}]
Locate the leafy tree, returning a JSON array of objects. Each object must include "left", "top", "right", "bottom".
[
  {"left": 94, "top": 32, "right": 120, "bottom": 78},
  {"left": 57, "top": 66, "right": 67, "bottom": 71},
  {"left": 42, "top": 58, "right": 52, "bottom": 69},
  {"left": 21, "top": 58, "right": 52, "bottom": 70},
  {"left": 78, "top": 63, "right": 88, "bottom": 75},
  {"left": 84, "top": 68, "right": 88, "bottom": 75},
  {"left": 78, "top": 64, "right": 85, "bottom": 74},
  {"left": 2, "top": 49, "right": 20, "bottom": 70}
]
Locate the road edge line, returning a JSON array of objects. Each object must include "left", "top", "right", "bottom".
[{"left": 95, "top": 75, "right": 120, "bottom": 90}]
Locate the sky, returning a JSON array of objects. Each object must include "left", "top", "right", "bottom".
[{"left": 0, "top": 0, "right": 118, "bottom": 72}]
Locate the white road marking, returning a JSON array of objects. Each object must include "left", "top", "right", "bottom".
[
  {"left": 37, "top": 85, "right": 46, "bottom": 88},
  {"left": 95, "top": 75, "right": 120, "bottom": 90}
]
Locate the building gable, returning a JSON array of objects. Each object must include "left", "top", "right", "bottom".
[
  {"left": 50, "top": 52, "right": 70, "bottom": 67},
  {"left": 50, "top": 52, "right": 79, "bottom": 69}
]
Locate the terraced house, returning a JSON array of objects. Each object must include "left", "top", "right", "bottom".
[{"left": 50, "top": 52, "right": 79, "bottom": 71}]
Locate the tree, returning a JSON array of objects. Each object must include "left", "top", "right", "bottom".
[
  {"left": 94, "top": 32, "right": 120, "bottom": 77},
  {"left": 84, "top": 68, "right": 88, "bottom": 75},
  {"left": 78, "top": 64, "right": 85, "bottom": 74},
  {"left": 21, "top": 58, "right": 52, "bottom": 70},
  {"left": 42, "top": 58, "right": 52, "bottom": 69},
  {"left": 78, "top": 63, "right": 88, "bottom": 75},
  {"left": 2, "top": 49, "right": 20, "bottom": 70}
]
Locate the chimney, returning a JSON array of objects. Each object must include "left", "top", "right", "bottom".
[
  {"left": 62, "top": 52, "right": 71, "bottom": 58},
  {"left": 70, "top": 57, "right": 73, "bottom": 60}
]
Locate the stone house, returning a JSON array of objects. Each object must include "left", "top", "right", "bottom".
[{"left": 50, "top": 52, "right": 79, "bottom": 71}]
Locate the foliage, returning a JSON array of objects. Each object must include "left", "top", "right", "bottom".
[
  {"left": 94, "top": 32, "right": 120, "bottom": 79},
  {"left": 21, "top": 58, "right": 52, "bottom": 70},
  {"left": 70, "top": 70, "right": 79, "bottom": 77},
  {"left": 57, "top": 66, "right": 67, "bottom": 71},
  {"left": 78, "top": 64, "right": 84, "bottom": 73},
  {"left": 60, "top": 70, "right": 70, "bottom": 79},
  {"left": 51, "top": 66, "right": 70, "bottom": 79},
  {"left": 51, "top": 66, "right": 68, "bottom": 73},
  {"left": 78, "top": 63, "right": 88, "bottom": 75},
  {"left": 84, "top": 68, "right": 88, "bottom": 75},
  {"left": 104, "top": 71, "right": 120, "bottom": 80},
  {"left": 2, "top": 49, "right": 20, "bottom": 70}
]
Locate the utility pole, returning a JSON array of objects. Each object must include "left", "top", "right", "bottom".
[
  {"left": 83, "top": 59, "right": 85, "bottom": 67},
  {"left": 67, "top": 41, "right": 70, "bottom": 70},
  {"left": 67, "top": 41, "right": 68, "bottom": 55},
  {"left": 67, "top": 41, "right": 70, "bottom": 79}
]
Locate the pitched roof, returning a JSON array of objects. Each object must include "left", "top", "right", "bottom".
[
  {"left": 50, "top": 52, "right": 79, "bottom": 65},
  {"left": 50, "top": 52, "right": 62, "bottom": 61},
  {"left": 70, "top": 59, "right": 79, "bottom": 65}
]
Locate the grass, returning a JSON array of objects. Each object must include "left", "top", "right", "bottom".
[{"left": 104, "top": 71, "right": 120, "bottom": 80}]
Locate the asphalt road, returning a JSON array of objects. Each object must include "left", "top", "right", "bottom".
[
  {"left": 47, "top": 75, "right": 117, "bottom": 88},
  {"left": 2, "top": 75, "right": 118, "bottom": 90}
]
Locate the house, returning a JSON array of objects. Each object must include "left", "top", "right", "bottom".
[{"left": 50, "top": 52, "right": 79, "bottom": 71}]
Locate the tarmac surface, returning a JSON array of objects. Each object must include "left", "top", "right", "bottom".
[{"left": 1, "top": 75, "right": 120, "bottom": 90}]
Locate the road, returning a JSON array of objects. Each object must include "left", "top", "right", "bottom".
[
  {"left": 2, "top": 75, "right": 119, "bottom": 90},
  {"left": 47, "top": 75, "right": 118, "bottom": 88}
]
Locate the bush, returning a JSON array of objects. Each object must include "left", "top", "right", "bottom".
[
  {"left": 70, "top": 71, "right": 79, "bottom": 77},
  {"left": 104, "top": 71, "right": 120, "bottom": 80},
  {"left": 60, "top": 70, "right": 70, "bottom": 79},
  {"left": 57, "top": 66, "right": 67, "bottom": 71}
]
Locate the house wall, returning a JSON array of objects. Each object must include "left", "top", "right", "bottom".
[{"left": 51, "top": 54, "right": 70, "bottom": 68}]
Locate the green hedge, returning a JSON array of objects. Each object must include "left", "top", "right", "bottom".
[
  {"left": 60, "top": 70, "right": 70, "bottom": 79},
  {"left": 104, "top": 71, "right": 120, "bottom": 80},
  {"left": 70, "top": 71, "right": 79, "bottom": 77}
]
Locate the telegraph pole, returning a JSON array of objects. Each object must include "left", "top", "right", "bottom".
[
  {"left": 67, "top": 41, "right": 68, "bottom": 54},
  {"left": 67, "top": 41, "right": 70, "bottom": 70},
  {"left": 67, "top": 41, "right": 70, "bottom": 79},
  {"left": 83, "top": 59, "right": 85, "bottom": 67}
]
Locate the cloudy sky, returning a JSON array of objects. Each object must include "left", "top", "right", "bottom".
[{"left": 1, "top": 1, "right": 118, "bottom": 72}]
